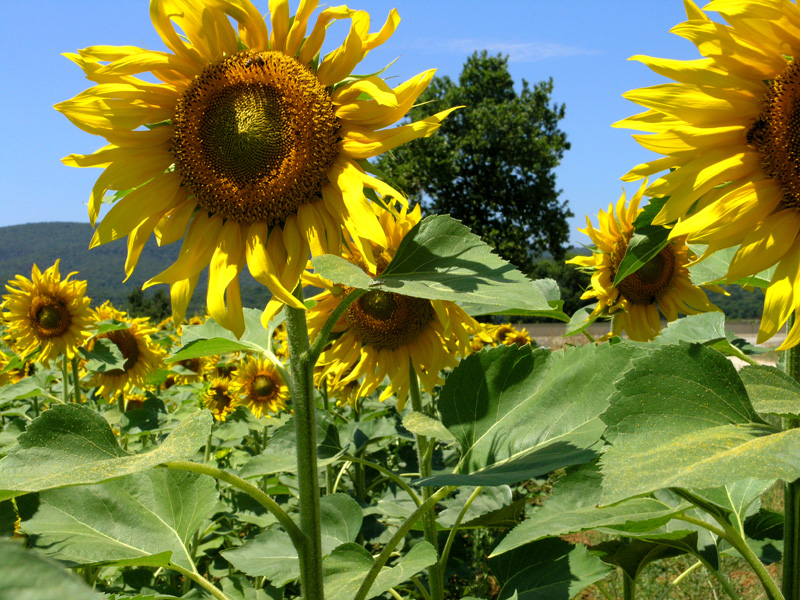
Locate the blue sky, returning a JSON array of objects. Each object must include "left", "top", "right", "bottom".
[{"left": 0, "top": 1, "right": 700, "bottom": 248}]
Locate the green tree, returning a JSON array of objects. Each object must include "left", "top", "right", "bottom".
[
  {"left": 126, "top": 288, "right": 171, "bottom": 322},
  {"left": 376, "top": 50, "right": 572, "bottom": 272}
]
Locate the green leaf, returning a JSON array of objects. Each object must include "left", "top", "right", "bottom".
[
  {"left": 592, "top": 535, "right": 690, "bottom": 580},
  {"left": 489, "top": 538, "right": 613, "bottom": 600},
  {"left": 0, "top": 539, "right": 103, "bottom": 600},
  {"left": 739, "top": 364, "right": 800, "bottom": 418},
  {"left": 239, "top": 410, "right": 343, "bottom": 478},
  {"left": 688, "top": 245, "right": 776, "bottom": 288},
  {"left": 689, "top": 479, "right": 774, "bottom": 524},
  {"left": 312, "top": 215, "right": 563, "bottom": 317},
  {"left": 223, "top": 493, "right": 362, "bottom": 584},
  {"left": 19, "top": 469, "right": 217, "bottom": 570},
  {"left": 650, "top": 312, "right": 727, "bottom": 346},
  {"left": 613, "top": 226, "right": 670, "bottom": 286},
  {"left": 491, "top": 462, "right": 689, "bottom": 557},
  {"left": 323, "top": 541, "right": 437, "bottom": 600},
  {"left": 79, "top": 338, "right": 126, "bottom": 372},
  {"left": 171, "top": 308, "right": 271, "bottom": 362},
  {"left": 600, "top": 343, "right": 800, "bottom": 504},
  {"left": 402, "top": 411, "right": 455, "bottom": 442},
  {"left": 564, "top": 305, "right": 599, "bottom": 338},
  {"left": 422, "top": 342, "right": 646, "bottom": 486},
  {"left": 0, "top": 404, "right": 212, "bottom": 500},
  {"left": 742, "top": 508, "right": 783, "bottom": 564},
  {"left": 438, "top": 486, "right": 514, "bottom": 529},
  {"left": 0, "top": 374, "right": 53, "bottom": 402}
]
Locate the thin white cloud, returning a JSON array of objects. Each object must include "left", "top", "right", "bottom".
[{"left": 407, "top": 38, "right": 600, "bottom": 62}]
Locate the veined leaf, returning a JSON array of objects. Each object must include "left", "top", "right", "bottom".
[
  {"left": 600, "top": 343, "right": 800, "bottom": 504},
  {"left": 0, "top": 404, "right": 211, "bottom": 500},
  {"left": 688, "top": 245, "right": 775, "bottom": 288},
  {"left": 171, "top": 307, "right": 272, "bottom": 361},
  {"left": 1, "top": 539, "right": 103, "bottom": 600},
  {"left": 422, "top": 343, "right": 646, "bottom": 487},
  {"left": 739, "top": 364, "right": 800, "bottom": 418},
  {"left": 613, "top": 225, "right": 670, "bottom": 286},
  {"left": 312, "top": 215, "right": 564, "bottom": 318},
  {"left": 19, "top": 469, "right": 217, "bottom": 570}
]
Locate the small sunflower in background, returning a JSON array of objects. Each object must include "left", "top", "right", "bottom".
[
  {"left": 203, "top": 354, "right": 239, "bottom": 381},
  {"left": 171, "top": 356, "right": 207, "bottom": 385},
  {"left": 203, "top": 377, "right": 237, "bottom": 421},
  {"left": 568, "top": 182, "right": 718, "bottom": 342},
  {"left": 88, "top": 302, "right": 163, "bottom": 397},
  {"left": 306, "top": 203, "right": 488, "bottom": 410},
  {"left": 56, "top": 0, "right": 455, "bottom": 336},
  {"left": 231, "top": 356, "right": 289, "bottom": 419},
  {"left": 1, "top": 261, "right": 92, "bottom": 366},
  {"left": 615, "top": 0, "right": 800, "bottom": 347}
]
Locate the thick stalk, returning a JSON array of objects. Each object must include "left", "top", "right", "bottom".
[
  {"left": 71, "top": 356, "right": 82, "bottom": 403},
  {"left": 783, "top": 316, "right": 800, "bottom": 600},
  {"left": 284, "top": 284, "right": 325, "bottom": 600},
  {"left": 623, "top": 572, "right": 636, "bottom": 600},
  {"left": 408, "top": 362, "right": 444, "bottom": 600}
]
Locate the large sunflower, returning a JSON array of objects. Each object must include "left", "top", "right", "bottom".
[
  {"left": 231, "top": 356, "right": 289, "bottom": 419},
  {"left": 89, "top": 302, "right": 163, "bottom": 397},
  {"left": 306, "top": 204, "right": 487, "bottom": 410},
  {"left": 1, "top": 261, "right": 92, "bottom": 366},
  {"left": 568, "top": 182, "right": 718, "bottom": 342},
  {"left": 615, "top": 0, "right": 800, "bottom": 348},
  {"left": 55, "top": 0, "right": 454, "bottom": 337}
]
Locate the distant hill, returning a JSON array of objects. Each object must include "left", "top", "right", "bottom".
[{"left": 0, "top": 222, "right": 269, "bottom": 314}]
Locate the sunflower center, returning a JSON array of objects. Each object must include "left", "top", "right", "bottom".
[
  {"left": 172, "top": 50, "right": 340, "bottom": 225},
  {"left": 750, "top": 59, "right": 800, "bottom": 209},
  {"left": 103, "top": 329, "right": 140, "bottom": 374},
  {"left": 346, "top": 289, "right": 435, "bottom": 351},
  {"left": 252, "top": 375, "right": 276, "bottom": 399},
  {"left": 31, "top": 299, "right": 71, "bottom": 337},
  {"left": 617, "top": 245, "right": 676, "bottom": 305}
]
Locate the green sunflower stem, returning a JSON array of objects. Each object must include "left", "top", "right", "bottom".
[
  {"left": 285, "top": 284, "right": 325, "bottom": 600},
  {"left": 408, "top": 361, "right": 445, "bottom": 600},
  {"left": 71, "top": 356, "right": 82, "bottom": 403},
  {"left": 783, "top": 316, "right": 800, "bottom": 600},
  {"left": 61, "top": 354, "right": 70, "bottom": 404}
]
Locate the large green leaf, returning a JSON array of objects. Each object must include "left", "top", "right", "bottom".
[
  {"left": 422, "top": 342, "right": 646, "bottom": 486},
  {"left": 0, "top": 540, "right": 103, "bottom": 600},
  {"left": 489, "top": 537, "right": 612, "bottom": 600},
  {"left": 170, "top": 308, "right": 273, "bottom": 361},
  {"left": 0, "top": 404, "right": 211, "bottom": 500},
  {"left": 19, "top": 469, "right": 217, "bottom": 570},
  {"left": 600, "top": 343, "right": 800, "bottom": 504},
  {"left": 223, "top": 494, "right": 363, "bottom": 585},
  {"left": 323, "top": 541, "right": 437, "bottom": 600},
  {"left": 592, "top": 535, "right": 691, "bottom": 581},
  {"left": 491, "top": 462, "right": 689, "bottom": 557},
  {"left": 312, "top": 215, "right": 563, "bottom": 317},
  {"left": 613, "top": 226, "right": 670, "bottom": 286},
  {"left": 437, "top": 486, "right": 514, "bottom": 529},
  {"left": 688, "top": 245, "right": 775, "bottom": 288},
  {"left": 739, "top": 364, "right": 800, "bottom": 418}
]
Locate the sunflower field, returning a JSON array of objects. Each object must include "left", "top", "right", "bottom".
[{"left": 3, "top": 1, "right": 800, "bottom": 600}]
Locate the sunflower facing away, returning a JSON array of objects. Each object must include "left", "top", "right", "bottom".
[
  {"left": 56, "top": 0, "right": 455, "bottom": 337},
  {"left": 203, "top": 377, "right": 237, "bottom": 421},
  {"left": 2, "top": 261, "right": 92, "bottom": 366},
  {"left": 89, "top": 302, "right": 163, "bottom": 397},
  {"left": 306, "top": 204, "right": 488, "bottom": 410},
  {"left": 568, "top": 182, "right": 718, "bottom": 342},
  {"left": 231, "top": 356, "right": 289, "bottom": 419},
  {"left": 615, "top": 0, "right": 800, "bottom": 348}
]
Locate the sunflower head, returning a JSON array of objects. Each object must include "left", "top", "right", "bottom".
[
  {"left": 231, "top": 356, "right": 289, "bottom": 419},
  {"left": 203, "top": 377, "right": 237, "bottom": 421},
  {"left": 89, "top": 302, "right": 163, "bottom": 397},
  {"left": 1, "top": 261, "right": 92, "bottom": 366},
  {"left": 568, "top": 182, "right": 718, "bottom": 342},
  {"left": 56, "top": 0, "right": 456, "bottom": 336}
]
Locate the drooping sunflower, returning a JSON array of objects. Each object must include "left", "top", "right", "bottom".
[
  {"left": 89, "top": 302, "right": 163, "bottom": 397},
  {"left": 203, "top": 377, "right": 237, "bottom": 421},
  {"left": 306, "top": 203, "right": 488, "bottom": 410},
  {"left": 1, "top": 261, "right": 92, "bottom": 366},
  {"left": 56, "top": 0, "right": 454, "bottom": 336},
  {"left": 615, "top": 0, "right": 800, "bottom": 348},
  {"left": 567, "top": 182, "right": 718, "bottom": 342},
  {"left": 231, "top": 356, "right": 289, "bottom": 418}
]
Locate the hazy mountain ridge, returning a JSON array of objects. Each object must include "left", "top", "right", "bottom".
[{"left": 0, "top": 222, "right": 267, "bottom": 313}]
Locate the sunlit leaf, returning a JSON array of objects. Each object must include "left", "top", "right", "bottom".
[
  {"left": 739, "top": 364, "right": 800, "bottom": 418},
  {"left": 0, "top": 404, "right": 211, "bottom": 500},
  {"left": 613, "top": 226, "right": 670, "bottom": 286},
  {"left": 403, "top": 411, "right": 455, "bottom": 442}
]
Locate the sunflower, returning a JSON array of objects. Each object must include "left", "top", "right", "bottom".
[
  {"left": 171, "top": 355, "right": 207, "bottom": 384},
  {"left": 203, "top": 353, "right": 240, "bottom": 380},
  {"left": 231, "top": 356, "right": 289, "bottom": 418},
  {"left": 306, "top": 203, "right": 487, "bottom": 410},
  {"left": 203, "top": 377, "right": 237, "bottom": 421},
  {"left": 89, "top": 302, "right": 163, "bottom": 397},
  {"left": 55, "top": 0, "right": 455, "bottom": 337},
  {"left": 614, "top": 0, "right": 800, "bottom": 348},
  {"left": 568, "top": 182, "right": 718, "bottom": 342},
  {"left": 1, "top": 261, "right": 92, "bottom": 366}
]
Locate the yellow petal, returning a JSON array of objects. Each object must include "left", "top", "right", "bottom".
[
  {"left": 317, "top": 10, "right": 370, "bottom": 86},
  {"left": 170, "top": 274, "right": 201, "bottom": 326},
  {"left": 245, "top": 222, "right": 306, "bottom": 309},
  {"left": 759, "top": 236, "right": 800, "bottom": 344},
  {"left": 269, "top": 0, "right": 290, "bottom": 52},
  {"left": 146, "top": 213, "right": 223, "bottom": 285},
  {"left": 298, "top": 6, "right": 356, "bottom": 66},
  {"left": 286, "top": 0, "right": 319, "bottom": 56},
  {"left": 155, "top": 195, "right": 196, "bottom": 246},
  {"left": 124, "top": 213, "right": 163, "bottom": 280},
  {"left": 332, "top": 76, "right": 398, "bottom": 108},
  {"left": 727, "top": 209, "right": 800, "bottom": 282}
]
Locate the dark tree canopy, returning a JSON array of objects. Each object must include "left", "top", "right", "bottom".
[{"left": 377, "top": 51, "right": 572, "bottom": 273}]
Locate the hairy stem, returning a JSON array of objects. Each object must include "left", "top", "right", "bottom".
[{"left": 782, "top": 317, "right": 800, "bottom": 600}]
